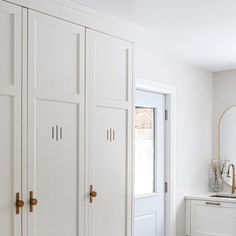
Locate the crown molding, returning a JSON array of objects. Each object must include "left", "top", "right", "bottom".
[{"left": 4, "top": 0, "right": 140, "bottom": 42}]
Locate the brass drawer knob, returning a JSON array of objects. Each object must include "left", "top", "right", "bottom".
[
  {"left": 29, "top": 191, "right": 38, "bottom": 212},
  {"left": 90, "top": 185, "right": 97, "bottom": 203},
  {"left": 16, "top": 193, "right": 24, "bottom": 214},
  {"left": 30, "top": 198, "right": 38, "bottom": 206},
  {"left": 90, "top": 191, "right": 97, "bottom": 198},
  {"left": 16, "top": 200, "right": 24, "bottom": 208}
]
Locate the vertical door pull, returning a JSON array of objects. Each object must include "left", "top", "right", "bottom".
[
  {"left": 16, "top": 192, "right": 24, "bottom": 214},
  {"left": 90, "top": 185, "right": 97, "bottom": 203},
  {"left": 29, "top": 191, "right": 38, "bottom": 212}
]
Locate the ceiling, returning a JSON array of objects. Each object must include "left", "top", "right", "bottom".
[{"left": 71, "top": 0, "right": 236, "bottom": 72}]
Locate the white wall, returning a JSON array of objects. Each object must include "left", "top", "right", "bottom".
[
  {"left": 213, "top": 70, "right": 236, "bottom": 159},
  {"left": 135, "top": 34, "right": 213, "bottom": 236}
]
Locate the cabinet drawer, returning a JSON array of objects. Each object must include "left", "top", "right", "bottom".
[{"left": 190, "top": 200, "right": 236, "bottom": 236}]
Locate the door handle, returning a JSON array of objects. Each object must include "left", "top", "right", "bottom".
[
  {"left": 90, "top": 185, "right": 97, "bottom": 203},
  {"left": 16, "top": 192, "right": 24, "bottom": 214},
  {"left": 29, "top": 191, "right": 38, "bottom": 212}
]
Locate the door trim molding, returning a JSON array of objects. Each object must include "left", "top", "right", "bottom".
[{"left": 135, "top": 78, "right": 176, "bottom": 236}]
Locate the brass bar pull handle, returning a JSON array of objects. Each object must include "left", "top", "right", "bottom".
[
  {"left": 29, "top": 191, "right": 38, "bottom": 212},
  {"left": 90, "top": 185, "right": 97, "bottom": 203},
  {"left": 206, "top": 202, "right": 221, "bottom": 206},
  {"left": 16, "top": 192, "right": 24, "bottom": 214}
]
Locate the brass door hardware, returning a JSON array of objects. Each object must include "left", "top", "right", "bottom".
[
  {"left": 89, "top": 185, "right": 97, "bottom": 203},
  {"left": 52, "top": 125, "right": 63, "bottom": 141},
  {"left": 205, "top": 202, "right": 221, "bottom": 206},
  {"left": 106, "top": 128, "right": 115, "bottom": 142},
  {"left": 29, "top": 191, "right": 38, "bottom": 212},
  {"left": 227, "top": 164, "right": 236, "bottom": 194},
  {"left": 16, "top": 192, "right": 24, "bottom": 214}
]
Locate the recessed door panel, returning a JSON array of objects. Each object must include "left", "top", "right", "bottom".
[
  {"left": 35, "top": 100, "right": 79, "bottom": 236},
  {"left": 92, "top": 107, "right": 127, "bottom": 236},
  {"left": 0, "top": 10, "right": 13, "bottom": 85},
  {"left": 0, "top": 1, "right": 21, "bottom": 87},
  {"left": 30, "top": 12, "right": 82, "bottom": 95},
  {"left": 88, "top": 31, "right": 132, "bottom": 102},
  {"left": 0, "top": 2, "right": 22, "bottom": 236},
  {"left": 0, "top": 96, "right": 13, "bottom": 236},
  {"left": 135, "top": 213, "right": 157, "bottom": 236}
]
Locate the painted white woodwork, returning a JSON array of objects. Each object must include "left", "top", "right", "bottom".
[
  {"left": 86, "top": 29, "right": 133, "bottom": 236},
  {"left": 87, "top": 29, "right": 133, "bottom": 105},
  {"left": 21, "top": 7, "right": 28, "bottom": 236},
  {"left": 135, "top": 213, "right": 157, "bottom": 236},
  {"left": 3, "top": 0, "right": 138, "bottom": 42},
  {"left": 135, "top": 90, "right": 166, "bottom": 236},
  {"left": 0, "top": 1, "right": 134, "bottom": 236},
  {"left": 28, "top": 9, "right": 85, "bottom": 236},
  {"left": 186, "top": 198, "right": 236, "bottom": 236},
  {"left": 93, "top": 107, "right": 127, "bottom": 236},
  {"left": 0, "top": 1, "right": 22, "bottom": 236},
  {"left": 136, "top": 78, "right": 176, "bottom": 236}
]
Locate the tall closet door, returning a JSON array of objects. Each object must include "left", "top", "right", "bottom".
[
  {"left": 86, "top": 29, "right": 133, "bottom": 236},
  {"left": 28, "top": 10, "right": 85, "bottom": 236},
  {"left": 0, "top": 1, "right": 22, "bottom": 236}
]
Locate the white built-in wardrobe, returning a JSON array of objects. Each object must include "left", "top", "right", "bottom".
[{"left": 0, "top": 1, "right": 134, "bottom": 236}]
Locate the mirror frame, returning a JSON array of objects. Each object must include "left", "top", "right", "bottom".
[{"left": 218, "top": 104, "right": 236, "bottom": 186}]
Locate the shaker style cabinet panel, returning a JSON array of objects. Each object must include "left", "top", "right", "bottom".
[
  {"left": 93, "top": 107, "right": 127, "bottom": 236},
  {"left": 87, "top": 29, "right": 133, "bottom": 104},
  {"left": 86, "top": 29, "right": 133, "bottom": 236},
  {"left": 0, "top": 1, "right": 133, "bottom": 236},
  {"left": 189, "top": 200, "right": 236, "bottom": 236},
  {"left": 0, "top": 1, "right": 22, "bottom": 236},
  {"left": 27, "top": 10, "right": 85, "bottom": 236}
]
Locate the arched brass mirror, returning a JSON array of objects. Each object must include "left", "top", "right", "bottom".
[{"left": 220, "top": 105, "right": 236, "bottom": 187}]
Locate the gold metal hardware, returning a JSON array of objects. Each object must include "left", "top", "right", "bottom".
[
  {"left": 52, "top": 126, "right": 55, "bottom": 139},
  {"left": 56, "top": 125, "right": 59, "bottom": 141},
  {"left": 227, "top": 164, "right": 236, "bottom": 194},
  {"left": 29, "top": 191, "right": 38, "bottom": 212},
  {"left": 110, "top": 128, "right": 112, "bottom": 142},
  {"left": 90, "top": 185, "right": 97, "bottom": 203},
  {"left": 60, "top": 127, "right": 63, "bottom": 139},
  {"left": 206, "top": 202, "right": 221, "bottom": 206},
  {"left": 16, "top": 192, "right": 24, "bottom": 214}
]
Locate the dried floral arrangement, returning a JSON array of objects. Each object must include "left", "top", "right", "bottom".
[
  {"left": 209, "top": 159, "right": 230, "bottom": 192},
  {"left": 209, "top": 159, "right": 229, "bottom": 176}
]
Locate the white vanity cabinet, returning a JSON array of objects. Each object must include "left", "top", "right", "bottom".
[
  {"left": 0, "top": 1, "right": 135, "bottom": 236},
  {"left": 186, "top": 197, "right": 236, "bottom": 236}
]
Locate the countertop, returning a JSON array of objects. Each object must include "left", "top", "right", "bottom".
[{"left": 185, "top": 192, "right": 236, "bottom": 203}]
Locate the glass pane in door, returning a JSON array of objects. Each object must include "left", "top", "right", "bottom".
[{"left": 135, "top": 107, "right": 155, "bottom": 195}]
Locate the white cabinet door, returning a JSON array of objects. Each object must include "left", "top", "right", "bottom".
[
  {"left": 0, "top": 1, "right": 22, "bottom": 236},
  {"left": 191, "top": 200, "right": 236, "bottom": 236},
  {"left": 86, "top": 29, "right": 133, "bottom": 236},
  {"left": 93, "top": 107, "right": 127, "bottom": 236},
  {"left": 28, "top": 10, "right": 85, "bottom": 236}
]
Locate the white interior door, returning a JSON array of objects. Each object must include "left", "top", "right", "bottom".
[
  {"left": 0, "top": 1, "right": 22, "bottom": 236},
  {"left": 86, "top": 29, "right": 133, "bottom": 236},
  {"left": 135, "top": 90, "right": 166, "bottom": 236},
  {"left": 28, "top": 10, "right": 85, "bottom": 236}
]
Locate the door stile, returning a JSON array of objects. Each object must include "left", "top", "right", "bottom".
[{"left": 21, "top": 7, "right": 28, "bottom": 236}]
